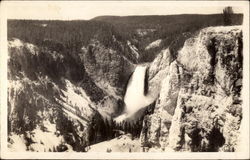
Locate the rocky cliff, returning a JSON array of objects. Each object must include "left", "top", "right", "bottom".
[
  {"left": 140, "top": 26, "right": 243, "bottom": 152},
  {"left": 82, "top": 38, "right": 135, "bottom": 117}
]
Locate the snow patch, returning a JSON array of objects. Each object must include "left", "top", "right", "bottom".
[
  {"left": 88, "top": 134, "right": 141, "bottom": 152},
  {"left": 8, "top": 38, "right": 38, "bottom": 55},
  {"left": 8, "top": 120, "right": 73, "bottom": 152},
  {"left": 41, "top": 24, "right": 48, "bottom": 27},
  {"left": 8, "top": 38, "right": 23, "bottom": 48},
  {"left": 8, "top": 80, "right": 24, "bottom": 115},
  {"left": 60, "top": 79, "right": 93, "bottom": 119},
  {"left": 8, "top": 134, "right": 27, "bottom": 152},
  {"left": 145, "top": 39, "right": 162, "bottom": 50},
  {"left": 25, "top": 43, "right": 37, "bottom": 55},
  {"left": 136, "top": 29, "right": 157, "bottom": 37},
  {"left": 127, "top": 41, "right": 139, "bottom": 59},
  {"left": 28, "top": 120, "right": 71, "bottom": 152}
]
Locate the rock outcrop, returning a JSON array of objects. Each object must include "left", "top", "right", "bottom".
[{"left": 140, "top": 26, "right": 243, "bottom": 152}]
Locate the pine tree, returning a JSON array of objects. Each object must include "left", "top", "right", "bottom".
[
  {"left": 223, "top": 6, "right": 234, "bottom": 26},
  {"left": 53, "top": 146, "right": 56, "bottom": 152},
  {"left": 110, "top": 118, "right": 116, "bottom": 137},
  {"left": 104, "top": 118, "right": 110, "bottom": 139}
]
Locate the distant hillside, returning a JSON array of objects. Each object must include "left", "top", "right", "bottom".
[
  {"left": 91, "top": 14, "right": 242, "bottom": 28},
  {"left": 91, "top": 14, "right": 243, "bottom": 62},
  {"left": 8, "top": 14, "right": 243, "bottom": 64}
]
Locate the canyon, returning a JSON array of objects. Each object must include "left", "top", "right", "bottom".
[{"left": 7, "top": 16, "right": 243, "bottom": 152}]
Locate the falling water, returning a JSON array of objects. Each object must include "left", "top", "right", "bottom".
[{"left": 115, "top": 65, "right": 154, "bottom": 122}]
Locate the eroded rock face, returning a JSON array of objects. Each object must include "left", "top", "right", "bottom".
[
  {"left": 82, "top": 39, "right": 135, "bottom": 100},
  {"left": 140, "top": 26, "right": 243, "bottom": 152},
  {"left": 81, "top": 39, "right": 136, "bottom": 118},
  {"left": 147, "top": 48, "right": 171, "bottom": 100}
]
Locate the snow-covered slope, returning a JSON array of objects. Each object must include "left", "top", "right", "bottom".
[
  {"left": 127, "top": 41, "right": 139, "bottom": 59},
  {"left": 88, "top": 134, "right": 141, "bottom": 152},
  {"left": 8, "top": 74, "right": 93, "bottom": 152},
  {"left": 7, "top": 39, "right": 114, "bottom": 152}
]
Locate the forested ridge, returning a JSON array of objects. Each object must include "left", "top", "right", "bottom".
[{"left": 8, "top": 13, "right": 243, "bottom": 63}]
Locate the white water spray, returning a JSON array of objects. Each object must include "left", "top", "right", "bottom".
[{"left": 115, "top": 66, "right": 154, "bottom": 122}]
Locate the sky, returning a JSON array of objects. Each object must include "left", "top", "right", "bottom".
[{"left": 1, "top": 1, "right": 246, "bottom": 20}]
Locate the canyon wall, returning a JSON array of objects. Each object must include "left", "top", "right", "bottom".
[{"left": 140, "top": 26, "right": 243, "bottom": 152}]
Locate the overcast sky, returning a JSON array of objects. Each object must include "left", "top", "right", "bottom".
[{"left": 1, "top": 1, "right": 246, "bottom": 20}]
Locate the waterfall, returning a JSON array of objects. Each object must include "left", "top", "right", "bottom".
[{"left": 115, "top": 65, "right": 154, "bottom": 122}]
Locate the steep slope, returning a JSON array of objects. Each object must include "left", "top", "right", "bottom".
[
  {"left": 140, "top": 26, "right": 243, "bottom": 152},
  {"left": 8, "top": 39, "right": 95, "bottom": 152},
  {"left": 82, "top": 38, "right": 135, "bottom": 100},
  {"left": 81, "top": 36, "right": 136, "bottom": 118},
  {"left": 7, "top": 36, "right": 134, "bottom": 151}
]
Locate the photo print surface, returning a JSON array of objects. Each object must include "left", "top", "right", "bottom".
[{"left": 1, "top": 1, "right": 249, "bottom": 159}]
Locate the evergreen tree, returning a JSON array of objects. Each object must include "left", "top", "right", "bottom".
[
  {"left": 53, "top": 146, "right": 56, "bottom": 152},
  {"left": 223, "top": 6, "right": 234, "bottom": 26},
  {"left": 104, "top": 118, "right": 111, "bottom": 139}
]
